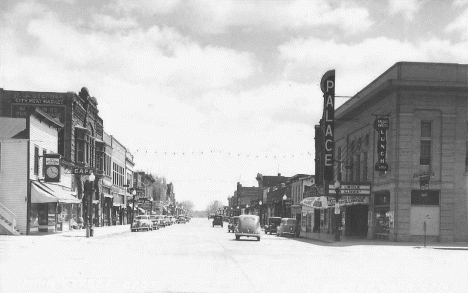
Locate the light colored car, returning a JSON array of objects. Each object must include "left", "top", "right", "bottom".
[
  {"left": 149, "top": 215, "right": 160, "bottom": 230},
  {"left": 276, "top": 218, "right": 299, "bottom": 237},
  {"left": 131, "top": 215, "right": 153, "bottom": 232},
  {"left": 235, "top": 215, "right": 261, "bottom": 241},
  {"left": 156, "top": 215, "right": 166, "bottom": 227}
]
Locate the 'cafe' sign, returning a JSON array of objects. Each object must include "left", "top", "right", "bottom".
[{"left": 320, "top": 70, "right": 335, "bottom": 182}]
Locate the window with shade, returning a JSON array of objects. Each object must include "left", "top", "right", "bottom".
[
  {"left": 34, "top": 146, "right": 39, "bottom": 175},
  {"left": 420, "top": 121, "right": 432, "bottom": 166}
]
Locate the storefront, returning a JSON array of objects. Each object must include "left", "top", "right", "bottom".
[
  {"left": 300, "top": 195, "right": 369, "bottom": 241},
  {"left": 373, "top": 191, "right": 391, "bottom": 239},
  {"left": 30, "top": 181, "right": 81, "bottom": 233}
]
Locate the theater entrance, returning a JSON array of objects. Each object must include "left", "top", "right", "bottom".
[{"left": 344, "top": 205, "right": 368, "bottom": 237}]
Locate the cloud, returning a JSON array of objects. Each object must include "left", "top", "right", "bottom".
[
  {"left": 445, "top": 7, "right": 468, "bottom": 40},
  {"left": 388, "top": 0, "right": 423, "bottom": 21},
  {"left": 2, "top": 5, "right": 258, "bottom": 93},
  {"left": 114, "top": 0, "right": 373, "bottom": 35},
  {"left": 90, "top": 14, "right": 138, "bottom": 31},
  {"left": 278, "top": 36, "right": 468, "bottom": 96},
  {"left": 453, "top": 0, "right": 468, "bottom": 6},
  {"left": 111, "top": 0, "right": 181, "bottom": 15}
]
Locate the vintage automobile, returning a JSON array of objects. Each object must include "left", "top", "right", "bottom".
[
  {"left": 235, "top": 215, "right": 261, "bottom": 241},
  {"left": 131, "top": 215, "right": 153, "bottom": 232},
  {"left": 212, "top": 215, "right": 223, "bottom": 227},
  {"left": 149, "top": 215, "right": 160, "bottom": 230},
  {"left": 264, "top": 217, "right": 282, "bottom": 235},
  {"left": 228, "top": 216, "right": 239, "bottom": 233},
  {"left": 276, "top": 218, "right": 299, "bottom": 237},
  {"left": 156, "top": 215, "right": 166, "bottom": 227},
  {"left": 176, "top": 216, "right": 186, "bottom": 224}
]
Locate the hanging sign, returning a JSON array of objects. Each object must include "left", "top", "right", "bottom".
[
  {"left": 374, "top": 117, "right": 389, "bottom": 171},
  {"left": 320, "top": 70, "right": 335, "bottom": 182}
]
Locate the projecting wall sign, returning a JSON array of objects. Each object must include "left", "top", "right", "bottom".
[
  {"left": 320, "top": 70, "right": 335, "bottom": 182},
  {"left": 374, "top": 117, "right": 389, "bottom": 171}
]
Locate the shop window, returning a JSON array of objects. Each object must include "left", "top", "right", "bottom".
[
  {"left": 34, "top": 146, "right": 39, "bottom": 175},
  {"left": 375, "top": 210, "right": 390, "bottom": 234},
  {"left": 364, "top": 133, "right": 369, "bottom": 149}
]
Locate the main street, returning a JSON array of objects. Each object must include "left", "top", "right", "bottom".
[{"left": 1, "top": 218, "right": 467, "bottom": 293}]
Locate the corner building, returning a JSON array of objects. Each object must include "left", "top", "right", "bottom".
[{"left": 334, "top": 62, "right": 468, "bottom": 242}]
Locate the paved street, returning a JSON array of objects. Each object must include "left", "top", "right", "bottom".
[{"left": 1, "top": 218, "right": 468, "bottom": 293}]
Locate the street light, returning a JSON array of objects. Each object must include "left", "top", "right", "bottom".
[
  {"left": 282, "top": 194, "right": 287, "bottom": 218},
  {"left": 259, "top": 201, "right": 263, "bottom": 225},
  {"left": 246, "top": 204, "right": 250, "bottom": 215},
  {"left": 131, "top": 188, "right": 136, "bottom": 224},
  {"left": 334, "top": 180, "right": 341, "bottom": 241},
  {"left": 85, "top": 172, "right": 95, "bottom": 238}
]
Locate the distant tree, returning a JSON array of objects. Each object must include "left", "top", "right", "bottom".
[
  {"left": 206, "top": 200, "right": 223, "bottom": 215},
  {"left": 179, "top": 200, "right": 194, "bottom": 214}
]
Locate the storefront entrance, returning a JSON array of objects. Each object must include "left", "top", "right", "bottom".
[{"left": 345, "top": 205, "right": 368, "bottom": 237}]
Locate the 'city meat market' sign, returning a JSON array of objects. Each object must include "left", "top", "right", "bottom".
[{"left": 320, "top": 70, "right": 335, "bottom": 182}]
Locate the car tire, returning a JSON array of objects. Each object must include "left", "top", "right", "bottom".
[
  {"left": 236, "top": 235, "right": 240, "bottom": 240},
  {"left": 257, "top": 237, "right": 260, "bottom": 241}
]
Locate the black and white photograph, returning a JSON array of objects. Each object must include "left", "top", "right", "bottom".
[{"left": 1, "top": 0, "right": 468, "bottom": 292}]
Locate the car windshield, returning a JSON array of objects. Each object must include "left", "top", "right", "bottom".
[
  {"left": 269, "top": 218, "right": 281, "bottom": 224},
  {"left": 241, "top": 217, "right": 256, "bottom": 223},
  {"left": 286, "top": 219, "right": 296, "bottom": 225}
]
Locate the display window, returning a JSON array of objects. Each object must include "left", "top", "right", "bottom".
[{"left": 375, "top": 209, "right": 390, "bottom": 234}]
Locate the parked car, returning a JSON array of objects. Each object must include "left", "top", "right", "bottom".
[
  {"left": 235, "top": 215, "right": 261, "bottom": 241},
  {"left": 227, "top": 216, "right": 239, "bottom": 233},
  {"left": 264, "top": 217, "right": 282, "bottom": 235},
  {"left": 164, "top": 216, "right": 171, "bottom": 226},
  {"left": 276, "top": 218, "right": 299, "bottom": 237},
  {"left": 177, "top": 216, "right": 186, "bottom": 224},
  {"left": 212, "top": 215, "right": 223, "bottom": 227},
  {"left": 131, "top": 215, "right": 153, "bottom": 232},
  {"left": 149, "top": 215, "right": 160, "bottom": 230},
  {"left": 156, "top": 215, "right": 166, "bottom": 227}
]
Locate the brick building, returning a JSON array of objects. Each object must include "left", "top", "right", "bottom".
[{"left": 315, "top": 62, "right": 468, "bottom": 242}]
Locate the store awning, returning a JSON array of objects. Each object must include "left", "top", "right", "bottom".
[{"left": 31, "top": 181, "right": 81, "bottom": 204}]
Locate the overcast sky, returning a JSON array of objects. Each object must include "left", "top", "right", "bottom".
[{"left": 1, "top": 0, "right": 468, "bottom": 210}]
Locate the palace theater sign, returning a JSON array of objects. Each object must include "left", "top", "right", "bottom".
[{"left": 320, "top": 70, "right": 335, "bottom": 182}]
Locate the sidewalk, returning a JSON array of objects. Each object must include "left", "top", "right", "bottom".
[
  {"left": 295, "top": 235, "right": 468, "bottom": 250},
  {"left": 46, "top": 224, "right": 130, "bottom": 238}
]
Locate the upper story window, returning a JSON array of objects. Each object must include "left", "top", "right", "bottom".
[
  {"left": 75, "top": 131, "right": 86, "bottom": 163},
  {"left": 0, "top": 143, "right": 2, "bottom": 171},
  {"left": 337, "top": 147, "right": 342, "bottom": 181},
  {"left": 362, "top": 152, "right": 368, "bottom": 182},
  {"left": 420, "top": 121, "right": 432, "bottom": 166}
]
